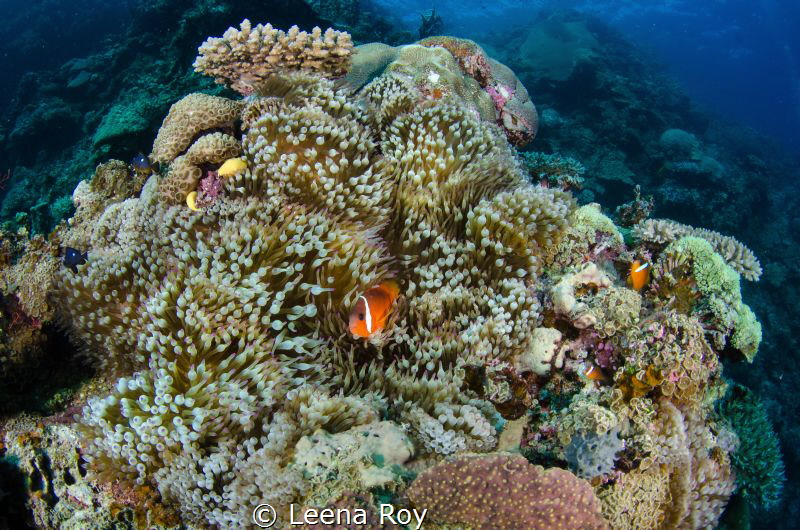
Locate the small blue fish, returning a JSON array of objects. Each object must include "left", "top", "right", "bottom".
[
  {"left": 130, "top": 153, "right": 153, "bottom": 176},
  {"left": 63, "top": 247, "right": 88, "bottom": 272}
]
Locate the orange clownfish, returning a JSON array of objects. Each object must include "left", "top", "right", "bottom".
[
  {"left": 349, "top": 280, "right": 400, "bottom": 338},
  {"left": 628, "top": 260, "right": 650, "bottom": 291},
  {"left": 584, "top": 364, "right": 608, "bottom": 382}
]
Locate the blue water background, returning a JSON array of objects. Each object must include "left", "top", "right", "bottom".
[
  {"left": 368, "top": 0, "right": 800, "bottom": 157},
  {"left": 1, "top": 0, "right": 797, "bottom": 156}
]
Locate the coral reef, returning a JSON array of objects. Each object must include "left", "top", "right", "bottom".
[
  {"left": 0, "top": 10, "right": 788, "bottom": 530},
  {"left": 345, "top": 35, "right": 538, "bottom": 146}
]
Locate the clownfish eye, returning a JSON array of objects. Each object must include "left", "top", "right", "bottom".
[{"left": 358, "top": 313, "right": 365, "bottom": 320}]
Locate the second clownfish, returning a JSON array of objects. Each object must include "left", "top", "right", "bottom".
[
  {"left": 349, "top": 280, "right": 400, "bottom": 338},
  {"left": 628, "top": 260, "right": 650, "bottom": 291}
]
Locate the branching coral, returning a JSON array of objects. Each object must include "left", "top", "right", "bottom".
[
  {"left": 194, "top": 20, "right": 354, "bottom": 95},
  {"left": 633, "top": 218, "right": 762, "bottom": 281},
  {"left": 407, "top": 453, "right": 608, "bottom": 529}
]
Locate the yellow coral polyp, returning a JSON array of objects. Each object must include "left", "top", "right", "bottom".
[{"left": 217, "top": 157, "right": 247, "bottom": 177}]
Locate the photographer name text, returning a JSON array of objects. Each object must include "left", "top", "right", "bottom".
[{"left": 290, "top": 503, "right": 427, "bottom": 528}]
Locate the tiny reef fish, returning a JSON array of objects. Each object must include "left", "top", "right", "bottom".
[
  {"left": 63, "top": 247, "right": 88, "bottom": 272},
  {"left": 186, "top": 191, "right": 200, "bottom": 211},
  {"left": 628, "top": 260, "right": 650, "bottom": 291},
  {"left": 584, "top": 363, "right": 607, "bottom": 382},
  {"left": 130, "top": 153, "right": 153, "bottom": 176},
  {"left": 217, "top": 157, "right": 247, "bottom": 177},
  {"left": 349, "top": 280, "right": 400, "bottom": 338}
]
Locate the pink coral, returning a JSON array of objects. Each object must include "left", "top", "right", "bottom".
[
  {"left": 196, "top": 170, "right": 223, "bottom": 208},
  {"left": 407, "top": 454, "right": 608, "bottom": 529}
]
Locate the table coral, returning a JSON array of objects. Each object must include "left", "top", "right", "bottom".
[
  {"left": 194, "top": 20, "right": 354, "bottom": 96},
  {"left": 406, "top": 453, "right": 608, "bottom": 529},
  {"left": 634, "top": 218, "right": 762, "bottom": 281}
]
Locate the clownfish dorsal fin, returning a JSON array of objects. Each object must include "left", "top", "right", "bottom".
[{"left": 360, "top": 295, "right": 372, "bottom": 334}]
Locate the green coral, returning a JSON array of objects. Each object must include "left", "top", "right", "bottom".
[
  {"left": 717, "top": 384, "right": 785, "bottom": 511},
  {"left": 658, "top": 236, "right": 761, "bottom": 360},
  {"left": 731, "top": 305, "right": 762, "bottom": 363}
]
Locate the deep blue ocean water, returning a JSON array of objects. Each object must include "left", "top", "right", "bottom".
[
  {"left": 1, "top": 0, "right": 797, "bottom": 156},
  {"left": 368, "top": 0, "right": 800, "bottom": 157}
]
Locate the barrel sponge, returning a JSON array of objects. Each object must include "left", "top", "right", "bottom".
[
  {"left": 150, "top": 93, "right": 242, "bottom": 165},
  {"left": 407, "top": 453, "right": 608, "bottom": 529},
  {"left": 236, "top": 79, "right": 391, "bottom": 226},
  {"left": 159, "top": 132, "right": 241, "bottom": 204},
  {"left": 193, "top": 19, "right": 353, "bottom": 95}
]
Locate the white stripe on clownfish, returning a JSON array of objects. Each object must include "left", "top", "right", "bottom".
[{"left": 360, "top": 295, "right": 373, "bottom": 334}]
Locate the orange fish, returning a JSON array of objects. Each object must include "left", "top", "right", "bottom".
[
  {"left": 584, "top": 364, "right": 607, "bottom": 382},
  {"left": 628, "top": 260, "right": 650, "bottom": 291},
  {"left": 349, "top": 280, "right": 400, "bottom": 338}
]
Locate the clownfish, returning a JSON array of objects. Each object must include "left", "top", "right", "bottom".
[
  {"left": 349, "top": 280, "right": 400, "bottom": 338},
  {"left": 628, "top": 260, "right": 650, "bottom": 291},
  {"left": 584, "top": 364, "right": 608, "bottom": 382}
]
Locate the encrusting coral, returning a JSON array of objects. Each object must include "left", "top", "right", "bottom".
[
  {"left": 407, "top": 453, "right": 608, "bottom": 529},
  {"left": 28, "top": 17, "right": 774, "bottom": 530}
]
